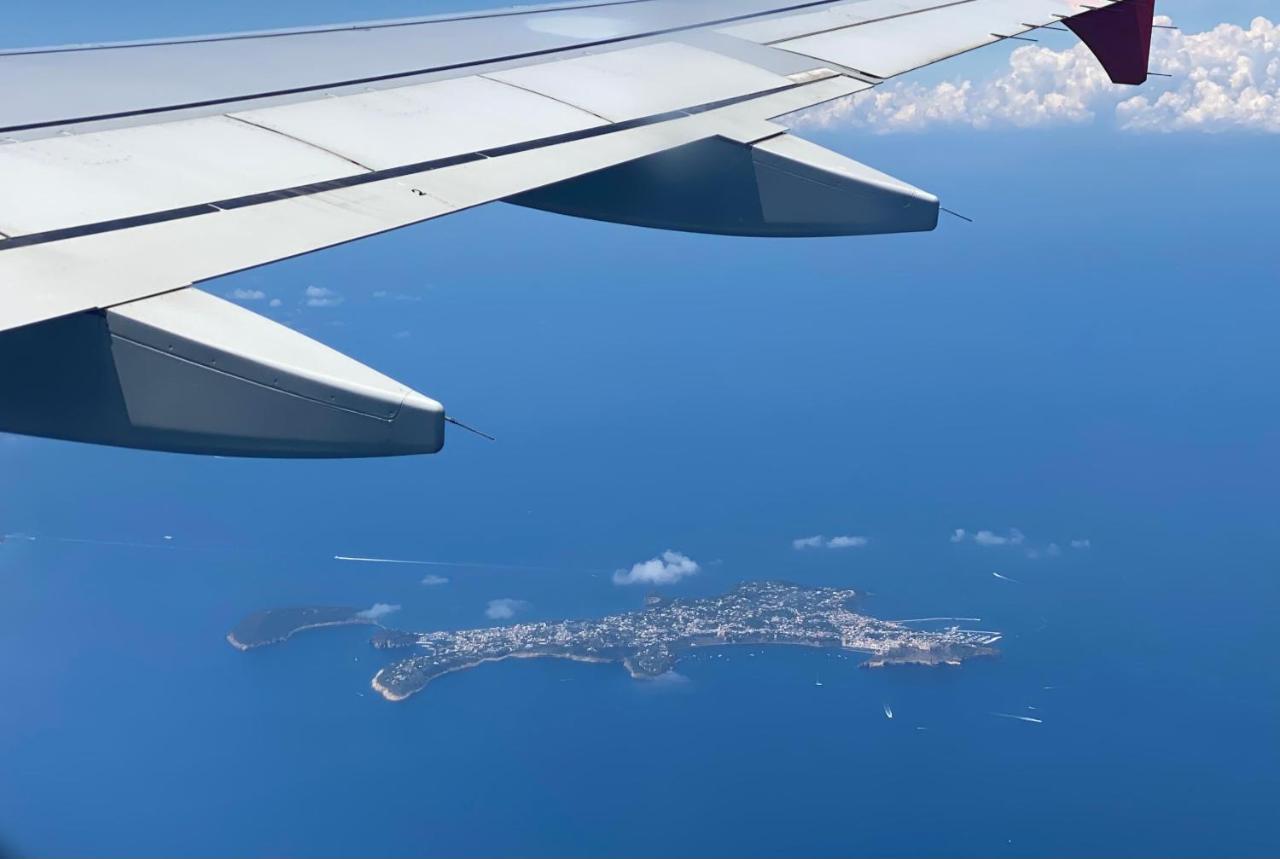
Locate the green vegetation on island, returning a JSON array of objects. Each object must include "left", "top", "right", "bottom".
[{"left": 226, "top": 606, "right": 376, "bottom": 651}]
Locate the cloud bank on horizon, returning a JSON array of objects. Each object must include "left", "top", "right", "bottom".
[{"left": 795, "top": 17, "right": 1279, "bottom": 134}]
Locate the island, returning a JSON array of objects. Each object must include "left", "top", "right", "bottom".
[
  {"left": 226, "top": 606, "right": 379, "bottom": 651},
  {"left": 228, "top": 582, "right": 1002, "bottom": 701}
]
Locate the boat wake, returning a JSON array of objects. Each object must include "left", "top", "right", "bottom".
[{"left": 991, "top": 712, "right": 1043, "bottom": 724}]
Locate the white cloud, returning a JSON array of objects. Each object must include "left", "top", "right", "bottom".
[
  {"left": 794, "top": 17, "right": 1280, "bottom": 134},
  {"left": 357, "top": 603, "right": 401, "bottom": 621},
  {"left": 228, "top": 288, "right": 267, "bottom": 302},
  {"left": 304, "top": 285, "right": 344, "bottom": 307},
  {"left": 420, "top": 574, "right": 449, "bottom": 586},
  {"left": 612, "top": 550, "right": 700, "bottom": 586},
  {"left": 485, "top": 598, "right": 529, "bottom": 620},
  {"left": 269, "top": 298, "right": 283, "bottom": 308},
  {"left": 1027, "top": 541, "right": 1063, "bottom": 560},
  {"left": 795, "top": 535, "right": 869, "bottom": 550},
  {"left": 372, "top": 290, "right": 423, "bottom": 302},
  {"left": 955, "top": 528, "right": 1086, "bottom": 559},
  {"left": 972, "top": 529, "right": 1027, "bottom": 547}
]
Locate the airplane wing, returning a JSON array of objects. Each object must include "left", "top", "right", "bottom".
[{"left": 0, "top": 0, "right": 1155, "bottom": 457}]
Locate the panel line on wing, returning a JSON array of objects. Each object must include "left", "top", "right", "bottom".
[
  {"left": 0, "top": 75, "right": 866, "bottom": 334},
  {"left": 225, "top": 115, "right": 377, "bottom": 173},
  {"left": 770, "top": 0, "right": 1087, "bottom": 80},
  {"left": 479, "top": 75, "right": 614, "bottom": 123},
  {"left": 0, "top": 0, "right": 661, "bottom": 58},
  {"left": 0, "top": 81, "right": 808, "bottom": 251},
  {"left": 0, "top": 0, "right": 855, "bottom": 135},
  {"left": 760, "top": 0, "right": 981, "bottom": 46}
]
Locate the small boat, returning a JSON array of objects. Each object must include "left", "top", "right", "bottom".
[{"left": 883, "top": 704, "right": 894, "bottom": 720}]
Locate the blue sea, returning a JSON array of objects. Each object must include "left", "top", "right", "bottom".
[{"left": 0, "top": 130, "right": 1276, "bottom": 856}]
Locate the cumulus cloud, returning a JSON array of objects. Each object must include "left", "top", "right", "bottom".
[
  {"left": 1027, "top": 541, "right": 1063, "bottom": 561},
  {"left": 228, "top": 288, "right": 267, "bottom": 302},
  {"left": 304, "top": 285, "right": 344, "bottom": 307},
  {"left": 357, "top": 603, "right": 401, "bottom": 621},
  {"left": 951, "top": 527, "right": 1035, "bottom": 548},
  {"left": 485, "top": 598, "right": 529, "bottom": 620},
  {"left": 269, "top": 298, "right": 283, "bottom": 308},
  {"left": 955, "top": 528, "right": 1089, "bottom": 559},
  {"left": 420, "top": 574, "right": 449, "bottom": 586},
  {"left": 972, "top": 529, "right": 1027, "bottom": 547},
  {"left": 794, "top": 17, "right": 1280, "bottom": 134},
  {"left": 372, "top": 290, "right": 423, "bottom": 302},
  {"left": 612, "top": 550, "right": 700, "bottom": 586},
  {"left": 794, "top": 535, "right": 869, "bottom": 550}
]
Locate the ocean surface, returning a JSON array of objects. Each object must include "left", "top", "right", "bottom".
[{"left": 0, "top": 130, "right": 1276, "bottom": 856}]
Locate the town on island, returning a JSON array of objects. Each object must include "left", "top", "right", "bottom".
[{"left": 228, "top": 581, "right": 1002, "bottom": 702}]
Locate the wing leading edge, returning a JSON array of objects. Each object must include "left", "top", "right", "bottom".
[{"left": 0, "top": 0, "right": 1156, "bottom": 457}]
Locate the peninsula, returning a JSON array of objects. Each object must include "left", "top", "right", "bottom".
[
  {"left": 229, "top": 582, "right": 1001, "bottom": 701},
  {"left": 226, "top": 606, "right": 378, "bottom": 651}
]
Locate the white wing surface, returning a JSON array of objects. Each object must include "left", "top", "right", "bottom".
[{"left": 0, "top": 0, "right": 1155, "bottom": 456}]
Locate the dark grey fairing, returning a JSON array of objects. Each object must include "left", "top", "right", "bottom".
[
  {"left": 508, "top": 133, "right": 938, "bottom": 236},
  {"left": 0, "top": 290, "right": 445, "bottom": 458}
]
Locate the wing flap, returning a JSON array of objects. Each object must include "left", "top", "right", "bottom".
[
  {"left": 0, "top": 115, "right": 365, "bottom": 236},
  {"left": 773, "top": 0, "right": 1077, "bottom": 79},
  {"left": 719, "top": 0, "right": 957, "bottom": 46},
  {"left": 0, "top": 180, "right": 456, "bottom": 334},
  {"left": 231, "top": 75, "right": 607, "bottom": 171},
  {"left": 0, "top": 74, "right": 864, "bottom": 334},
  {"left": 0, "top": 0, "right": 837, "bottom": 137},
  {"left": 483, "top": 41, "right": 792, "bottom": 121}
]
